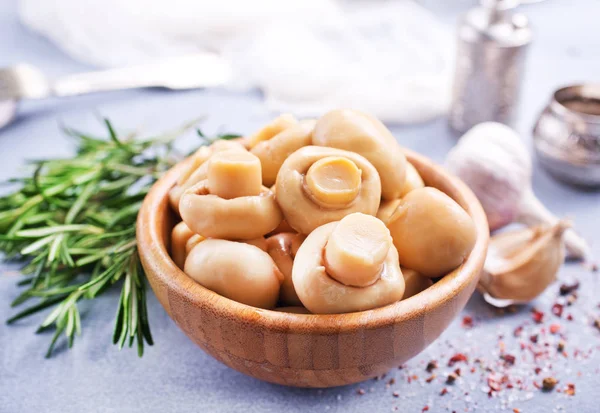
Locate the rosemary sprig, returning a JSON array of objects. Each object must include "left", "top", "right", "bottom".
[{"left": 0, "top": 118, "right": 229, "bottom": 357}]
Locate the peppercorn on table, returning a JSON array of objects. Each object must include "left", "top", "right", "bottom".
[{"left": 1, "top": 0, "right": 600, "bottom": 412}]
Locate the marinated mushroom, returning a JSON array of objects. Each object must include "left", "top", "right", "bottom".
[
  {"left": 384, "top": 187, "right": 477, "bottom": 277},
  {"left": 185, "top": 239, "right": 283, "bottom": 309},
  {"left": 275, "top": 146, "right": 381, "bottom": 234},
  {"left": 268, "top": 219, "right": 296, "bottom": 236},
  {"left": 401, "top": 267, "right": 433, "bottom": 299},
  {"left": 312, "top": 109, "right": 407, "bottom": 200},
  {"left": 377, "top": 199, "right": 402, "bottom": 224},
  {"left": 266, "top": 232, "right": 306, "bottom": 306},
  {"left": 171, "top": 221, "right": 196, "bottom": 269},
  {"left": 292, "top": 213, "right": 405, "bottom": 314},
  {"left": 180, "top": 149, "right": 283, "bottom": 239},
  {"left": 251, "top": 120, "right": 315, "bottom": 186},
  {"left": 399, "top": 162, "right": 425, "bottom": 197},
  {"left": 246, "top": 114, "right": 297, "bottom": 148},
  {"left": 185, "top": 234, "right": 205, "bottom": 256},
  {"left": 168, "top": 139, "right": 246, "bottom": 214},
  {"left": 245, "top": 237, "right": 268, "bottom": 251}
]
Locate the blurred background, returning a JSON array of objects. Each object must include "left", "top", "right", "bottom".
[{"left": 2, "top": 1, "right": 600, "bottom": 412}]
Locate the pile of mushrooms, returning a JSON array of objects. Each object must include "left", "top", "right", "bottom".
[{"left": 168, "top": 109, "right": 477, "bottom": 314}]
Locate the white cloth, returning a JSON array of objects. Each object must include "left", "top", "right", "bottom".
[{"left": 19, "top": 0, "right": 452, "bottom": 123}]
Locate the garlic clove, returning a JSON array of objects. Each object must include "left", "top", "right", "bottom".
[
  {"left": 479, "top": 220, "right": 570, "bottom": 303},
  {"left": 516, "top": 189, "right": 591, "bottom": 261}
]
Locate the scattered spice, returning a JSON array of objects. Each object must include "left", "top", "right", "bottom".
[
  {"left": 565, "top": 383, "right": 576, "bottom": 396},
  {"left": 425, "top": 360, "right": 438, "bottom": 372},
  {"left": 446, "top": 373, "right": 458, "bottom": 384},
  {"left": 501, "top": 354, "right": 516, "bottom": 366},
  {"left": 462, "top": 315, "right": 474, "bottom": 328},
  {"left": 541, "top": 377, "right": 558, "bottom": 392},
  {"left": 422, "top": 406, "right": 429, "bottom": 412},
  {"left": 360, "top": 266, "right": 596, "bottom": 409},
  {"left": 559, "top": 281, "right": 580, "bottom": 295},
  {"left": 487, "top": 375, "right": 502, "bottom": 393},
  {"left": 531, "top": 309, "right": 545, "bottom": 324},
  {"left": 551, "top": 303, "right": 564, "bottom": 317},
  {"left": 356, "top": 388, "right": 365, "bottom": 395},
  {"left": 387, "top": 378, "right": 395, "bottom": 386},
  {"left": 448, "top": 353, "right": 468, "bottom": 366}
]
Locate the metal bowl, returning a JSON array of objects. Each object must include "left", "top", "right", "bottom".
[{"left": 533, "top": 84, "right": 600, "bottom": 187}]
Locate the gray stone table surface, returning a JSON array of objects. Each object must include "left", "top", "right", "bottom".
[{"left": 1, "top": 1, "right": 599, "bottom": 412}]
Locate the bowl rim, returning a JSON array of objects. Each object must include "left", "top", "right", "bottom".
[{"left": 137, "top": 148, "right": 489, "bottom": 334}]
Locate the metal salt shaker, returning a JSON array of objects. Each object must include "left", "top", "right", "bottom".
[{"left": 449, "top": 0, "right": 533, "bottom": 134}]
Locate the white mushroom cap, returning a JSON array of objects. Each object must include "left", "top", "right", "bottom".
[
  {"left": 275, "top": 146, "right": 381, "bottom": 234},
  {"left": 386, "top": 187, "right": 477, "bottom": 277},
  {"left": 312, "top": 109, "right": 407, "bottom": 200},
  {"left": 251, "top": 120, "right": 315, "bottom": 186},
  {"left": 180, "top": 150, "right": 282, "bottom": 239},
  {"left": 292, "top": 213, "right": 405, "bottom": 314},
  {"left": 168, "top": 140, "right": 247, "bottom": 214},
  {"left": 401, "top": 267, "right": 433, "bottom": 299},
  {"left": 399, "top": 162, "right": 425, "bottom": 198},
  {"left": 246, "top": 114, "right": 297, "bottom": 148},
  {"left": 171, "top": 221, "right": 195, "bottom": 269},
  {"left": 185, "top": 239, "right": 283, "bottom": 309}
]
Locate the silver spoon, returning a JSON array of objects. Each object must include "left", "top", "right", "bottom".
[{"left": 0, "top": 53, "right": 232, "bottom": 129}]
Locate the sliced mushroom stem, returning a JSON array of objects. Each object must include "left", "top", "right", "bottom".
[
  {"left": 304, "top": 156, "right": 362, "bottom": 208},
  {"left": 324, "top": 213, "right": 391, "bottom": 287},
  {"left": 207, "top": 150, "right": 262, "bottom": 199}
]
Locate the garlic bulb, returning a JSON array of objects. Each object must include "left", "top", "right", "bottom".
[
  {"left": 446, "top": 122, "right": 590, "bottom": 261},
  {"left": 479, "top": 220, "right": 569, "bottom": 304}
]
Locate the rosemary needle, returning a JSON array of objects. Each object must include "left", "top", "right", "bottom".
[{"left": 0, "top": 118, "right": 238, "bottom": 357}]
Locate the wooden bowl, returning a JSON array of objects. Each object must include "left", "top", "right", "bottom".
[{"left": 137, "top": 148, "right": 489, "bottom": 388}]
